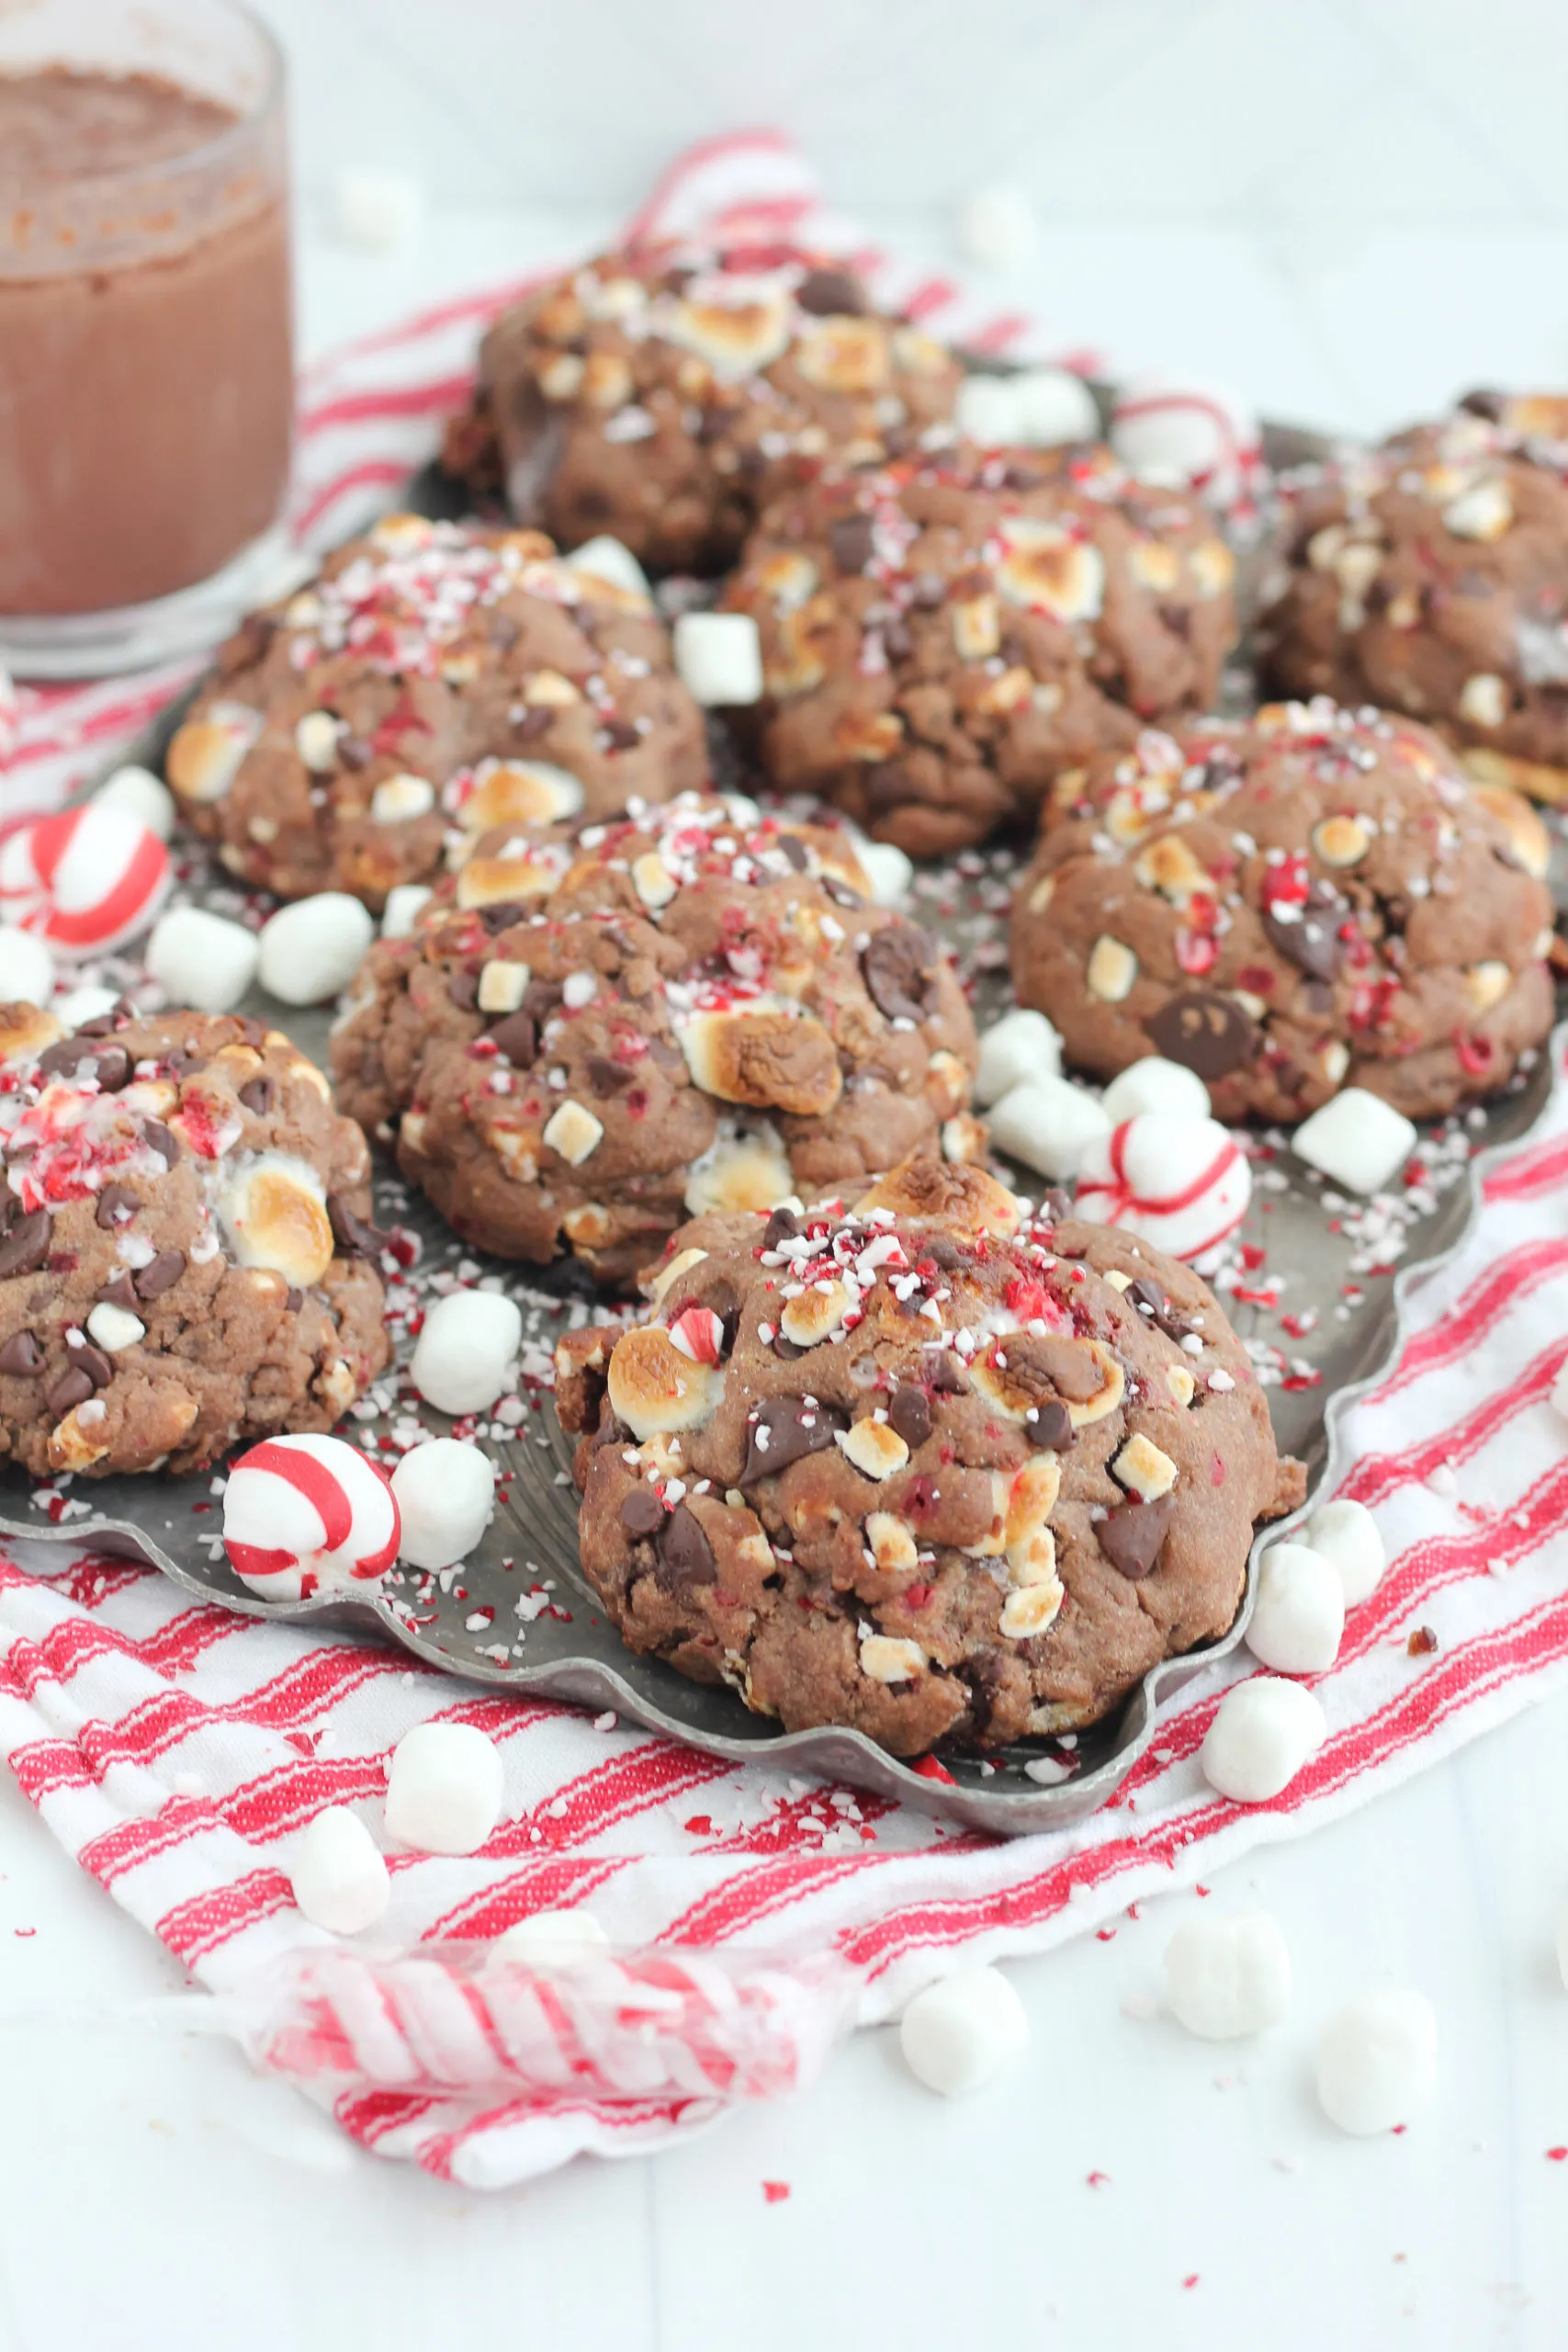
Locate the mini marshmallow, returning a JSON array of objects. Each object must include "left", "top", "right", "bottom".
[
  {"left": 898, "top": 1965, "right": 1031, "bottom": 2097},
  {"left": 94, "top": 763, "right": 176, "bottom": 841},
  {"left": 1246, "top": 1543, "right": 1345, "bottom": 1675},
  {"left": 381, "top": 884, "right": 434, "bottom": 940},
  {"left": 1315, "top": 1989, "right": 1438, "bottom": 2136},
  {"left": 1100, "top": 1056, "right": 1212, "bottom": 1124},
  {"left": 332, "top": 165, "right": 425, "bottom": 252},
  {"left": 1303, "top": 1498, "right": 1386, "bottom": 1607},
  {"left": 290, "top": 1804, "right": 390, "bottom": 1935},
  {"left": 855, "top": 840, "right": 915, "bottom": 907},
  {"left": 0, "top": 926, "right": 54, "bottom": 1008},
  {"left": 563, "top": 536, "right": 651, "bottom": 604},
  {"left": 955, "top": 184, "right": 1036, "bottom": 268},
  {"left": 146, "top": 905, "right": 260, "bottom": 1013},
  {"left": 391, "top": 1437, "right": 496, "bottom": 1569},
  {"left": 410, "top": 1288, "right": 522, "bottom": 1415},
  {"left": 988, "top": 1072, "right": 1111, "bottom": 1182},
  {"left": 491, "top": 1909, "right": 612, "bottom": 1970},
  {"left": 975, "top": 1007, "right": 1065, "bottom": 1106},
  {"left": 1010, "top": 367, "right": 1101, "bottom": 448},
  {"left": 1164, "top": 1908, "right": 1292, "bottom": 2040},
  {"left": 384, "top": 1720, "right": 504, "bottom": 1856},
  {"left": 1200, "top": 1676, "right": 1327, "bottom": 1804},
  {"left": 53, "top": 983, "right": 119, "bottom": 1028},
  {"left": 257, "top": 892, "right": 376, "bottom": 1007},
  {"left": 1292, "top": 1088, "right": 1417, "bottom": 1195},
  {"left": 672, "top": 612, "right": 764, "bottom": 707}
]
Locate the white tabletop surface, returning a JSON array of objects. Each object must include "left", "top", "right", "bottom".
[{"left": 6, "top": 207, "right": 1568, "bottom": 2352}]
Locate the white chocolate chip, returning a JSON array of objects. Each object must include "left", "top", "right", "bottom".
[
  {"left": 1086, "top": 935, "right": 1138, "bottom": 1002},
  {"left": 999, "top": 1576, "right": 1065, "bottom": 1638},
  {"left": 369, "top": 773, "right": 436, "bottom": 825},
  {"left": 632, "top": 852, "right": 677, "bottom": 910},
  {"left": 1111, "top": 1431, "right": 1179, "bottom": 1502},
  {"left": 477, "top": 960, "right": 530, "bottom": 1014},
  {"left": 837, "top": 1419, "right": 910, "bottom": 1481},
  {"left": 294, "top": 710, "right": 344, "bottom": 772},
  {"left": 542, "top": 1100, "right": 604, "bottom": 1165},
  {"left": 85, "top": 1300, "right": 144, "bottom": 1353},
  {"left": 1459, "top": 673, "right": 1507, "bottom": 729},
  {"left": 859, "top": 1631, "right": 927, "bottom": 1683},
  {"left": 1443, "top": 478, "right": 1513, "bottom": 542}
]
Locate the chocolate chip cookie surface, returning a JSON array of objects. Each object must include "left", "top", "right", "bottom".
[
  {"left": 441, "top": 250, "right": 964, "bottom": 573},
  {"left": 1011, "top": 701, "right": 1554, "bottom": 1124},
  {"left": 555, "top": 1157, "right": 1293, "bottom": 1758},
  {"left": 164, "top": 514, "right": 707, "bottom": 907},
  {"left": 0, "top": 1003, "right": 388, "bottom": 1479},
  {"left": 331, "top": 793, "right": 981, "bottom": 1283},
  {"left": 1259, "top": 401, "right": 1568, "bottom": 803},
  {"left": 720, "top": 443, "right": 1238, "bottom": 854}
]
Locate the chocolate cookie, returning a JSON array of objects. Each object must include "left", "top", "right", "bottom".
[
  {"left": 1260, "top": 402, "right": 1568, "bottom": 803},
  {"left": 164, "top": 514, "right": 707, "bottom": 907},
  {"left": 1010, "top": 702, "right": 1554, "bottom": 1125},
  {"left": 440, "top": 249, "right": 964, "bottom": 573},
  {"left": 0, "top": 1002, "right": 388, "bottom": 1479},
  {"left": 555, "top": 1156, "right": 1296, "bottom": 1758},
  {"left": 721, "top": 443, "right": 1238, "bottom": 855},
  {"left": 331, "top": 793, "right": 981, "bottom": 1284}
]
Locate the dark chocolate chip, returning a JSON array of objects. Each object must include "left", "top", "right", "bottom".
[
  {"left": 65, "top": 1333, "right": 114, "bottom": 1387},
  {"left": 1459, "top": 388, "right": 1507, "bottom": 421},
  {"left": 1000, "top": 462, "right": 1044, "bottom": 492},
  {"left": 926, "top": 1350, "right": 969, "bottom": 1394},
  {"left": 73, "top": 1014, "right": 118, "bottom": 1038},
  {"left": 1125, "top": 1275, "right": 1196, "bottom": 1349},
  {"left": 1022, "top": 1398, "right": 1076, "bottom": 1450},
  {"left": 762, "top": 1206, "right": 800, "bottom": 1251},
  {"left": 655, "top": 1502, "right": 716, "bottom": 1590},
  {"left": 327, "top": 1196, "right": 385, "bottom": 1260},
  {"left": 141, "top": 1121, "right": 180, "bottom": 1166},
  {"left": 602, "top": 718, "right": 640, "bottom": 753},
  {"left": 448, "top": 968, "right": 480, "bottom": 1012},
  {"left": 238, "top": 1078, "right": 275, "bottom": 1116},
  {"left": 585, "top": 1056, "right": 633, "bottom": 1098},
  {"left": 795, "top": 266, "right": 868, "bottom": 316},
  {"left": 96, "top": 1272, "right": 140, "bottom": 1313},
  {"left": 822, "top": 875, "right": 866, "bottom": 909},
  {"left": 1262, "top": 880, "right": 1349, "bottom": 982},
  {"left": 285, "top": 1287, "right": 303, "bottom": 1313},
  {"left": 829, "top": 514, "right": 876, "bottom": 573},
  {"left": 134, "top": 1250, "right": 186, "bottom": 1300},
  {"left": 887, "top": 1385, "right": 932, "bottom": 1449},
  {"left": 513, "top": 705, "right": 554, "bottom": 742},
  {"left": 776, "top": 831, "right": 810, "bottom": 873},
  {"left": 1097, "top": 1494, "right": 1176, "bottom": 1580},
  {"left": 1145, "top": 990, "right": 1259, "bottom": 1080},
  {"left": 861, "top": 921, "right": 937, "bottom": 1022},
  {"left": 37, "top": 1039, "right": 130, "bottom": 1091},
  {"left": 46, "top": 1368, "right": 95, "bottom": 1415},
  {"left": 772, "top": 1332, "right": 806, "bottom": 1362},
  {"left": 648, "top": 1035, "right": 685, "bottom": 1070},
  {"left": 96, "top": 1185, "right": 141, "bottom": 1229},
  {"left": 0, "top": 1211, "right": 51, "bottom": 1279},
  {"left": 489, "top": 1011, "right": 539, "bottom": 1067},
  {"left": 908, "top": 571, "right": 948, "bottom": 610},
  {"left": 337, "top": 733, "right": 374, "bottom": 770},
  {"left": 922, "top": 1236, "right": 966, "bottom": 1272},
  {"left": 0, "top": 1330, "right": 43, "bottom": 1375},
  {"left": 1040, "top": 1186, "right": 1074, "bottom": 1224},
  {"left": 479, "top": 901, "right": 526, "bottom": 935},
  {"left": 620, "top": 1487, "right": 666, "bottom": 1538},
  {"left": 740, "top": 1395, "right": 845, "bottom": 1482}
]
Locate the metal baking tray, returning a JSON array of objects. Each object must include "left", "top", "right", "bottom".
[{"left": 4, "top": 413, "right": 1562, "bottom": 1836}]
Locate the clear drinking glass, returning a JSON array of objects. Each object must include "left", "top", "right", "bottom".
[{"left": 0, "top": 0, "right": 294, "bottom": 677}]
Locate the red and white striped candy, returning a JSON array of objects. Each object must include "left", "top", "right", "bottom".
[
  {"left": 0, "top": 803, "right": 171, "bottom": 958},
  {"left": 223, "top": 1433, "right": 401, "bottom": 1602},
  {"left": 668, "top": 1306, "right": 726, "bottom": 1365},
  {"left": 1075, "top": 1111, "right": 1251, "bottom": 1261},
  {"left": 1110, "top": 374, "right": 1264, "bottom": 515}
]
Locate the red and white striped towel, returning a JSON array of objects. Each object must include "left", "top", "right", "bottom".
[{"left": 3, "top": 133, "right": 1568, "bottom": 2188}]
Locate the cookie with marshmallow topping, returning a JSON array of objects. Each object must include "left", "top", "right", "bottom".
[
  {"left": 441, "top": 248, "right": 964, "bottom": 574},
  {"left": 331, "top": 793, "right": 980, "bottom": 1284},
  {"left": 1011, "top": 700, "right": 1553, "bottom": 1124},
  {"left": 554, "top": 1155, "right": 1299, "bottom": 1758},
  {"left": 719, "top": 441, "right": 1238, "bottom": 855},
  {"left": 164, "top": 515, "right": 707, "bottom": 909},
  {"left": 0, "top": 1004, "right": 388, "bottom": 1479},
  {"left": 1260, "top": 401, "right": 1568, "bottom": 804}
]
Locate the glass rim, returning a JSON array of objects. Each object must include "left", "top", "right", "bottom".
[{"left": 0, "top": 0, "right": 287, "bottom": 198}]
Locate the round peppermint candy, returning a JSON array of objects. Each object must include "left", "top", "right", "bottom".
[
  {"left": 222, "top": 1433, "right": 401, "bottom": 1602},
  {"left": 1110, "top": 374, "right": 1263, "bottom": 514},
  {"left": 0, "top": 804, "right": 171, "bottom": 957},
  {"left": 1074, "top": 1111, "right": 1251, "bottom": 1261}
]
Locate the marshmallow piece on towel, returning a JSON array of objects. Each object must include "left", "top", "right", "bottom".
[
  {"left": 332, "top": 166, "right": 425, "bottom": 252},
  {"left": 1100, "top": 1055, "right": 1211, "bottom": 1124},
  {"left": 1074, "top": 1112, "right": 1250, "bottom": 1260},
  {"left": 222, "top": 1433, "right": 401, "bottom": 1602},
  {"left": 391, "top": 1437, "right": 496, "bottom": 1568},
  {"left": 988, "top": 1072, "right": 1109, "bottom": 1181},
  {"left": 1165, "top": 1909, "right": 1292, "bottom": 2040},
  {"left": 1245, "top": 1543, "right": 1345, "bottom": 1674},
  {"left": 976, "top": 1007, "right": 1064, "bottom": 1106},
  {"left": 385, "top": 1721, "right": 504, "bottom": 1856},
  {"left": 1303, "top": 1498, "right": 1386, "bottom": 1607},
  {"left": 898, "top": 1966, "right": 1031, "bottom": 2096},
  {"left": 1292, "top": 1088, "right": 1416, "bottom": 1194},
  {"left": 291, "top": 1804, "right": 391, "bottom": 1935},
  {"left": 146, "top": 905, "right": 259, "bottom": 1013},
  {"left": 492, "top": 1911, "right": 612, "bottom": 1971},
  {"left": 672, "top": 613, "right": 763, "bottom": 707},
  {"left": 1200, "top": 1677, "right": 1327, "bottom": 1803},
  {"left": 257, "top": 893, "right": 376, "bottom": 1006},
  {"left": 410, "top": 1289, "right": 522, "bottom": 1415},
  {"left": 1315, "top": 1989, "right": 1438, "bottom": 2135}
]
